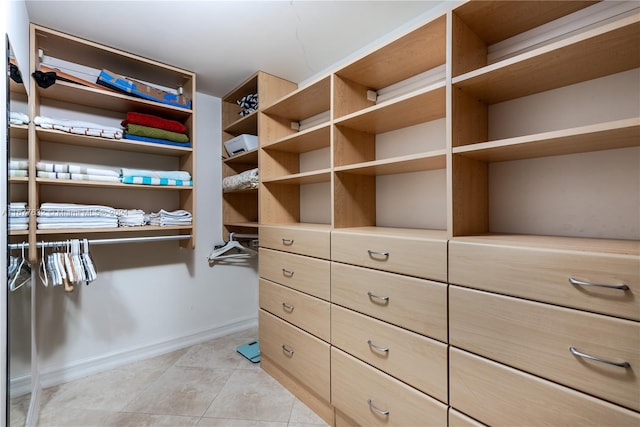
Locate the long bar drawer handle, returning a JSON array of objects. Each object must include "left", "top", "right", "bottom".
[
  {"left": 569, "top": 346, "right": 630, "bottom": 368},
  {"left": 282, "top": 302, "right": 295, "bottom": 312},
  {"left": 367, "top": 291, "right": 389, "bottom": 303},
  {"left": 569, "top": 277, "right": 629, "bottom": 291},
  {"left": 367, "top": 340, "right": 389, "bottom": 353},
  {"left": 368, "top": 250, "right": 389, "bottom": 259},
  {"left": 367, "top": 399, "right": 389, "bottom": 416},
  {"left": 282, "top": 238, "right": 294, "bottom": 246},
  {"left": 282, "top": 268, "right": 294, "bottom": 277},
  {"left": 282, "top": 344, "right": 294, "bottom": 357}
]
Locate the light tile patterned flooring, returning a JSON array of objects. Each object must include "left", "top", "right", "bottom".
[{"left": 29, "top": 327, "right": 329, "bottom": 427}]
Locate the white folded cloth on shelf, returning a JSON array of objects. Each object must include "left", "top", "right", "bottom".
[
  {"left": 70, "top": 173, "right": 120, "bottom": 183},
  {"left": 9, "top": 202, "right": 27, "bottom": 209},
  {"left": 9, "top": 170, "right": 28, "bottom": 177},
  {"left": 118, "top": 209, "right": 146, "bottom": 227},
  {"left": 39, "top": 203, "right": 119, "bottom": 218},
  {"left": 8, "top": 217, "right": 29, "bottom": 224},
  {"left": 37, "top": 221, "right": 118, "bottom": 229},
  {"left": 37, "top": 171, "right": 71, "bottom": 180},
  {"left": 9, "top": 112, "right": 29, "bottom": 125},
  {"left": 34, "top": 115, "right": 123, "bottom": 139},
  {"left": 8, "top": 160, "right": 28, "bottom": 170},
  {"left": 120, "top": 168, "right": 191, "bottom": 181},
  {"left": 222, "top": 168, "right": 259, "bottom": 192},
  {"left": 68, "top": 165, "right": 119, "bottom": 177},
  {"left": 8, "top": 223, "right": 29, "bottom": 231},
  {"left": 36, "top": 162, "right": 69, "bottom": 173},
  {"left": 148, "top": 209, "right": 192, "bottom": 226}
]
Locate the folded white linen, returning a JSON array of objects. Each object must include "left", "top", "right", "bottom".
[
  {"left": 68, "top": 165, "right": 119, "bottom": 177},
  {"left": 120, "top": 168, "right": 191, "bottom": 181},
  {"left": 8, "top": 160, "right": 28, "bottom": 170},
  {"left": 37, "top": 171, "right": 71, "bottom": 180},
  {"left": 8, "top": 224, "right": 28, "bottom": 230},
  {"left": 9, "top": 112, "right": 29, "bottom": 125},
  {"left": 9, "top": 202, "right": 27, "bottom": 208},
  {"left": 37, "top": 222, "right": 118, "bottom": 229},
  {"left": 37, "top": 216, "right": 117, "bottom": 223},
  {"left": 8, "top": 217, "right": 29, "bottom": 224},
  {"left": 70, "top": 173, "right": 120, "bottom": 183},
  {"left": 34, "top": 115, "right": 123, "bottom": 139},
  {"left": 9, "top": 170, "right": 28, "bottom": 177},
  {"left": 36, "top": 162, "right": 69, "bottom": 173},
  {"left": 39, "top": 203, "right": 118, "bottom": 217}
]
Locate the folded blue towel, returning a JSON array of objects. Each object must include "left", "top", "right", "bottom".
[
  {"left": 124, "top": 133, "right": 191, "bottom": 148},
  {"left": 121, "top": 176, "right": 192, "bottom": 186}
]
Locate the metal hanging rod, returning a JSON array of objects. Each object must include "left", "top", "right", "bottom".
[
  {"left": 229, "top": 232, "right": 258, "bottom": 240},
  {"left": 8, "top": 234, "right": 191, "bottom": 250}
]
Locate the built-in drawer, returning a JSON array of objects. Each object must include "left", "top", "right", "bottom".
[
  {"left": 259, "top": 278, "right": 330, "bottom": 342},
  {"left": 449, "top": 239, "right": 640, "bottom": 321},
  {"left": 259, "top": 310, "right": 330, "bottom": 401},
  {"left": 450, "top": 286, "right": 640, "bottom": 411},
  {"left": 260, "top": 224, "right": 330, "bottom": 259},
  {"left": 331, "top": 262, "right": 447, "bottom": 341},
  {"left": 259, "top": 248, "right": 330, "bottom": 300},
  {"left": 450, "top": 348, "right": 640, "bottom": 426},
  {"left": 449, "top": 409, "right": 486, "bottom": 427},
  {"left": 331, "top": 347, "right": 447, "bottom": 427},
  {"left": 331, "top": 305, "right": 448, "bottom": 402},
  {"left": 331, "top": 228, "right": 448, "bottom": 281}
]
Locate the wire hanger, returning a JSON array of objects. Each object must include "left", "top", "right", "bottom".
[{"left": 208, "top": 233, "right": 258, "bottom": 261}]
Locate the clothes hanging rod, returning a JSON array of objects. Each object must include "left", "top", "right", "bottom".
[
  {"left": 229, "top": 232, "right": 258, "bottom": 240},
  {"left": 8, "top": 234, "right": 191, "bottom": 250}
]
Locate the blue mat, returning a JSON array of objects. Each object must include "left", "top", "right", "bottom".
[{"left": 237, "top": 340, "right": 260, "bottom": 363}]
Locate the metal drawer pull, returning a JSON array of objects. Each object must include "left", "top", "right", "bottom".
[
  {"left": 367, "top": 291, "right": 389, "bottom": 303},
  {"left": 569, "top": 346, "right": 630, "bottom": 368},
  {"left": 282, "top": 238, "right": 294, "bottom": 245},
  {"left": 367, "top": 340, "right": 389, "bottom": 353},
  {"left": 367, "top": 399, "right": 389, "bottom": 416},
  {"left": 368, "top": 250, "right": 389, "bottom": 259},
  {"left": 282, "top": 302, "right": 295, "bottom": 312},
  {"left": 282, "top": 268, "right": 294, "bottom": 277},
  {"left": 569, "top": 277, "right": 629, "bottom": 291},
  {"left": 282, "top": 344, "right": 294, "bottom": 357}
]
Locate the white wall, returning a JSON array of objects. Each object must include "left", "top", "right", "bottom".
[{"left": 36, "top": 92, "right": 260, "bottom": 386}]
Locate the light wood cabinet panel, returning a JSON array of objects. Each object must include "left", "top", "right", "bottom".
[
  {"left": 450, "top": 286, "right": 640, "bottom": 411},
  {"left": 259, "top": 310, "right": 330, "bottom": 402},
  {"left": 331, "top": 227, "right": 448, "bottom": 281},
  {"left": 449, "top": 409, "right": 486, "bottom": 427},
  {"left": 331, "top": 348, "right": 447, "bottom": 427},
  {"left": 259, "top": 278, "right": 330, "bottom": 342},
  {"left": 259, "top": 224, "right": 331, "bottom": 259},
  {"left": 331, "top": 262, "right": 447, "bottom": 341},
  {"left": 449, "top": 237, "right": 640, "bottom": 320},
  {"left": 450, "top": 348, "right": 640, "bottom": 426},
  {"left": 331, "top": 305, "right": 447, "bottom": 402},
  {"left": 259, "top": 248, "right": 330, "bottom": 300}
]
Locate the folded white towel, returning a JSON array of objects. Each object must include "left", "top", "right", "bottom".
[
  {"left": 8, "top": 217, "right": 29, "bottom": 224},
  {"left": 68, "top": 165, "right": 119, "bottom": 177},
  {"left": 8, "top": 170, "right": 28, "bottom": 177},
  {"left": 8, "top": 224, "right": 29, "bottom": 230},
  {"left": 36, "top": 162, "right": 69, "bottom": 173},
  {"left": 34, "top": 116, "right": 123, "bottom": 139},
  {"left": 120, "top": 168, "right": 191, "bottom": 181},
  {"left": 9, "top": 112, "right": 29, "bottom": 125},
  {"left": 8, "top": 160, "right": 28, "bottom": 170},
  {"left": 70, "top": 173, "right": 120, "bottom": 183}
]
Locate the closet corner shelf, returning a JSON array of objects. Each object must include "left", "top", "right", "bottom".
[
  {"left": 263, "top": 75, "right": 331, "bottom": 121},
  {"left": 335, "top": 150, "right": 447, "bottom": 176},
  {"left": 262, "top": 122, "right": 331, "bottom": 153},
  {"left": 9, "top": 124, "right": 29, "bottom": 139},
  {"left": 452, "top": 118, "right": 640, "bottom": 162},
  {"left": 36, "top": 128, "right": 192, "bottom": 155},
  {"left": 224, "top": 148, "right": 259, "bottom": 165},
  {"left": 452, "top": 15, "right": 640, "bottom": 104},
  {"left": 262, "top": 169, "right": 331, "bottom": 185},
  {"left": 224, "top": 111, "right": 258, "bottom": 135},
  {"left": 334, "top": 83, "right": 446, "bottom": 134},
  {"left": 450, "top": 234, "right": 640, "bottom": 257},
  {"left": 36, "top": 225, "right": 193, "bottom": 236},
  {"left": 37, "top": 80, "right": 193, "bottom": 120},
  {"left": 35, "top": 178, "right": 193, "bottom": 190}
]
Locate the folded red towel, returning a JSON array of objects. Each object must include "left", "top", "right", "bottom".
[{"left": 121, "top": 112, "right": 187, "bottom": 134}]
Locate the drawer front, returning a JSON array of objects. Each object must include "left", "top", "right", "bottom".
[
  {"left": 259, "top": 278, "right": 330, "bottom": 342},
  {"left": 449, "top": 409, "right": 486, "bottom": 427},
  {"left": 450, "top": 348, "right": 640, "bottom": 427},
  {"left": 259, "top": 310, "right": 330, "bottom": 401},
  {"left": 331, "top": 231, "right": 447, "bottom": 281},
  {"left": 259, "top": 248, "right": 330, "bottom": 300},
  {"left": 331, "top": 347, "right": 447, "bottom": 427},
  {"left": 260, "top": 225, "right": 330, "bottom": 259},
  {"left": 331, "top": 262, "right": 447, "bottom": 341},
  {"left": 331, "top": 305, "right": 448, "bottom": 402},
  {"left": 450, "top": 286, "right": 640, "bottom": 411},
  {"left": 449, "top": 240, "right": 640, "bottom": 321}
]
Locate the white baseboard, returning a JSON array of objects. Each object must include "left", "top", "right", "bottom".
[{"left": 39, "top": 315, "right": 258, "bottom": 389}]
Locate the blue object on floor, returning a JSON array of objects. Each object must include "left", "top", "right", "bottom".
[{"left": 237, "top": 340, "right": 260, "bottom": 363}]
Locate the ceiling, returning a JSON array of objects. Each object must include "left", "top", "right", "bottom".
[{"left": 24, "top": 0, "right": 449, "bottom": 98}]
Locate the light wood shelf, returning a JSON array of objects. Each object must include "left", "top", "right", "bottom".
[
  {"left": 224, "top": 148, "right": 259, "bottom": 164},
  {"left": 9, "top": 230, "right": 30, "bottom": 236},
  {"left": 335, "top": 150, "right": 446, "bottom": 176},
  {"left": 224, "top": 111, "right": 258, "bottom": 136},
  {"left": 262, "top": 123, "right": 331, "bottom": 153},
  {"left": 223, "top": 188, "right": 258, "bottom": 195},
  {"left": 35, "top": 178, "right": 193, "bottom": 190},
  {"left": 9, "top": 124, "right": 29, "bottom": 139},
  {"left": 9, "top": 177, "right": 29, "bottom": 183},
  {"left": 224, "top": 221, "right": 260, "bottom": 228},
  {"left": 263, "top": 75, "right": 331, "bottom": 121},
  {"left": 262, "top": 169, "right": 331, "bottom": 185},
  {"left": 36, "top": 225, "right": 192, "bottom": 235}
]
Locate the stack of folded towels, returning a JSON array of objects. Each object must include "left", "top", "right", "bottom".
[
  {"left": 121, "top": 112, "right": 190, "bottom": 148},
  {"left": 34, "top": 115, "right": 123, "bottom": 139},
  {"left": 9, "top": 112, "right": 29, "bottom": 125},
  {"left": 8, "top": 160, "right": 28, "bottom": 178},
  {"left": 8, "top": 202, "right": 29, "bottom": 231},
  {"left": 120, "top": 168, "right": 192, "bottom": 187},
  {"left": 117, "top": 209, "right": 146, "bottom": 227},
  {"left": 37, "top": 203, "right": 119, "bottom": 229},
  {"left": 36, "top": 161, "right": 120, "bottom": 182},
  {"left": 149, "top": 209, "right": 192, "bottom": 227}
]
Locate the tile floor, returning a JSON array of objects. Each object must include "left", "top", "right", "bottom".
[{"left": 23, "top": 327, "right": 329, "bottom": 427}]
